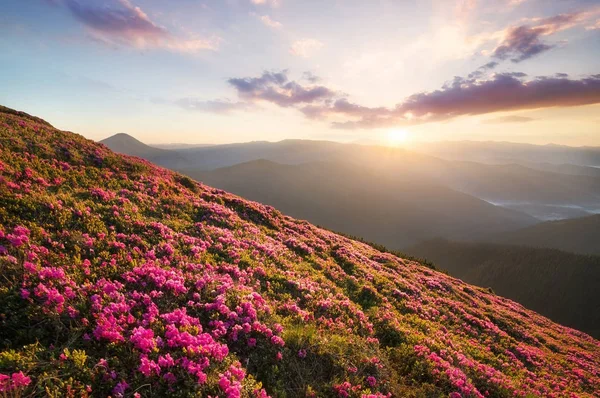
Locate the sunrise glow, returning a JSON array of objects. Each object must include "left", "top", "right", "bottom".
[{"left": 386, "top": 129, "right": 410, "bottom": 146}]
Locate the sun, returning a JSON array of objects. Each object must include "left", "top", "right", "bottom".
[{"left": 386, "top": 129, "right": 409, "bottom": 146}]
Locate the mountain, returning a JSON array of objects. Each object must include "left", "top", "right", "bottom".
[
  {"left": 188, "top": 159, "right": 538, "bottom": 249},
  {"left": 2, "top": 105, "right": 599, "bottom": 396},
  {"left": 425, "top": 161, "right": 600, "bottom": 220},
  {"left": 105, "top": 138, "right": 600, "bottom": 221},
  {"left": 100, "top": 133, "right": 187, "bottom": 169},
  {"left": 523, "top": 162, "right": 600, "bottom": 177},
  {"left": 490, "top": 214, "right": 600, "bottom": 255},
  {"left": 409, "top": 140, "right": 600, "bottom": 167},
  {"left": 151, "top": 143, "right": 215, "bottom": 150},
  {"left": 404, "top": 239, "right": 600, "bottom": 338},
  {"left": 175, "top": 139, "right": 355, "bottom": 170},
  {"left": 100, "top": 136, "right": 600, "bottom": 220}
]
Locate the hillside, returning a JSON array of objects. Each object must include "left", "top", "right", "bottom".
[
  {"left": 404, "top": 239, "right": 600, "bottom": 338},
  {"left": 188, "top": 160, "right": 537, "bottom": 249},
  {"left": 490, "top": 215, "right": 600, "bottom": 255},
  {"left": 1, "top": 106, "right": 600, "bottom": 397},
  {"left": 100, "top": 133, "right": 187, "bottom": 169}
]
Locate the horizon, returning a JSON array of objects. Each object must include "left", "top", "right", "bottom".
[
  {"left": 104, "top": 130, "right": 600, "bottom": 150},
  {"left": 1, "top": 0, "right": 599, "bottom": 146}
]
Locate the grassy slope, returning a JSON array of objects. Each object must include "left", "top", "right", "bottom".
[{"left": 0, "top": 107, "right": 599, "bottom": 397}]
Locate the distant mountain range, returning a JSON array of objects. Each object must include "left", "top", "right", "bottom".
[
  {"left": 100, "top": 134, "right": 600, "bottom": 222},
  {"left": 189, "top": 159, "right": 537, "bottom": 248},
  {"left": 404, "top": 238, "right": 600, "bottom": 338},
  {"left": 409, "top": 140, "right": 600, "bottom": 168}
]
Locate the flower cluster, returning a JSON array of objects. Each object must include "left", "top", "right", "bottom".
[{"left": 0, "top": 372, "right": 31, "bottom": 393}]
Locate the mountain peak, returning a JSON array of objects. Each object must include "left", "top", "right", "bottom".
[{"left": 101, "top": 132, "right": 145, "bottom": 145}]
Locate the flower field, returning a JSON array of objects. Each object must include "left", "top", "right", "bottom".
[{"left": 0, "top": 106, "right": 599, "bottom": 397}]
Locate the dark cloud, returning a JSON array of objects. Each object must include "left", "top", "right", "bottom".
[
  {"left": 492, "top": 13, "right": 581, "bottom": 62},
  {"left": 482, "top": 61, "right": 500, "bottom": 69},
  {"left": 467, "top": 62, "right": 500, "bottom": 79},
  {"left": 482, "top": 115, "right": 536, "bottom": 124},
  {"left": 227, "top": 70, "right": 336, "bottom": 107}
]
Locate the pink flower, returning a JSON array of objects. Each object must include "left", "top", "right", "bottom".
[
  {"left": 0, "top": 374, "right": 10, "bottom": 392},
  {"left": 0, "top": 372, "right": 31, "bottom": 392},
  {"left": 138, "top": 355, "right": 160, "bottom": 377},
  {"left": 270, "top": 335, "right": 285, "bottom": 347},
  {"left": 298, "top": 349, "right": 307, "bottom": 358},
  {"left": 130, "top": 327, "right": 156, "bottom": 353},
  {"left": 366, "top": 376, "right": 377, "bottom": 387}
]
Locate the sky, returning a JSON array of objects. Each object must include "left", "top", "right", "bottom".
[{"left": 0, "top": 0, "right": 599, "bottom": 146}]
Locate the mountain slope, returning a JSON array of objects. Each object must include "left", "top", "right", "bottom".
[
  {"left": 1, "top": 107, "right": 599, "bottom": 397},
  {"left": 100, "top": 133, "right": 187, "bottom": 169},
  {"left": 404, "top": 239, "right": 600, "bottom": 338},
  {"left": 409, "top": 140, "right": 600, "bottom": 167},
  {"left": 188, "top": 159, "right": 537, "bottom": 248},
  {"left": 490, "top": 214, "right": 600, "bottom": 255},
  {"left": 428, "top": 161, "right": 600, "bottom": 220},
  {"left": 524, "top": 162, "right": 600, "bottom": 177}
]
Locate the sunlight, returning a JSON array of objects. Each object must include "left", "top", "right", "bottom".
[{"left": 386, "top": 128, "right": 410, "bottom": 146}]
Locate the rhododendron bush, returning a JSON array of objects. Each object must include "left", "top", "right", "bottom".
[{"left": 0, "top": 106, "right": 599, "bottom": 397}]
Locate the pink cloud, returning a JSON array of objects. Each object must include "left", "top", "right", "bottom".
[{"left": 61, "top": 0, "right": 220, "bottom": 52}]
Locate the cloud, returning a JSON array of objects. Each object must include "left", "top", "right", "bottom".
[
  {"left": 56, "top": 0, "right": 219, "bottom": 52},
  {"left": 227, "top": 70, "right": 335, "bottom": 107},
  {"left": 468, "top": 61, "right": 500, "bottom": 78},
  {"left": 492, "top": 12, "right": 586, "bottom": 62},
  {"left": 216, "top": 70, "right": 600, "bottom": 129},
  {"left": 482, "top": 115, "right": 536, "bottom": 124},
  {"left": 259, "top": 15, "right": 282, "bottom": 29},
  {"left": 332, "top": 73, "right": 600, "bottom": 129},
  {"left": 250, "top": 0, "right": 280, "bottom": 7},
  {"left": 289, "top": 39, "right": 324, "bottom": 58},
  {"left": 587, "top": 19, "right": 600, "bottom": 30},
  {"left": 175, "top": 98, "right": 253, "bottom": 114}
]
